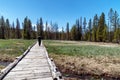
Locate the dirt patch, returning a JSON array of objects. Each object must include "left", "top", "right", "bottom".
[
  {"left": 49, "top": 54, "right": 120, "bottom": 79},
  {"left": 0, "top": 54, "right": 15, "bottom": 62}
]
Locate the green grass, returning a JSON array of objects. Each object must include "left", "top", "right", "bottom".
[
  {"left": 44, "top": 40, "right": 120, "bottom": 57},
  {"left": 43, "top": 40, "right": 120, "bottom": 78},
  {"left": 0, "top": 39, "right": 35, "bottom": 61}
]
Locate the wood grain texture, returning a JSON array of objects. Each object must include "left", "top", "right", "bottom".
[{"left": 3, "top": 42, "right": 53, "bottom": 80}]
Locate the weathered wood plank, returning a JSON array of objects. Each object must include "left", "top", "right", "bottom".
[{"left": 3, "top": 42, "right": 53, "bottom": 80}]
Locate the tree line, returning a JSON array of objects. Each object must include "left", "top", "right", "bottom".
[
  {"left": 0, "top": 16, "right": 36, "bottom": 39},
  {"left": 0, "top": 8, "right": 120, "bottom": 43},
  {"left": 69, "top": 8, "right": 120, "bottom": 43}
]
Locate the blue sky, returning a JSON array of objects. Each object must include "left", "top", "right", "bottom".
[{"left": 0, "top": 0, "right": 120, "bottom": 29}]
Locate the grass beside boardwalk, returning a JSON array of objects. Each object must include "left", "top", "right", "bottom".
[
  {"left": 44, "top": 40, "right": 120, "bottom": 57},
  {"left": 0, "top": 39, "right": 35, "bottom": 62},
  {"left": 44, "top": 40, "right": 120, "bottom": 79}
]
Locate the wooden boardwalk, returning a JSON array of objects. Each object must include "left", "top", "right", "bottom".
[{"left": 2, "top": 42, "right": 61, "bottom": 80}]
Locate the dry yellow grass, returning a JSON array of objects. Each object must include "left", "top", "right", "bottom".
[
  {"left": 50, "top": 40, "right": 120, "bottom": 47},
  {"left": 0, "top": 54, "right": 15, "bottom": 62},
  {"left": 49, "top": 53, "right": 120, "bottom": 78},
  {"left": 44, "top": 40, "right": 120, "bottom": 79},
  {"left": 0, "top": 65, "right": 5, "bottom": 71}
]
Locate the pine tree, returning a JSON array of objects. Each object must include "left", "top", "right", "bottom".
[
  {"left": 0, "top": 16, "right": 5, "bottom": 39},
  {"left": 11, "top": 22, "right": 16, "bottom": 39},
  {"left": 23, "top": 17, "right": 32, "bottom": 39},
  {"left": 83, "top": 17, "right": 87, "bottom": 40},
  {"left": 79, "top": 17, "right": 83, "bottom": 40},
  {"left": 97, "top": 12, "right": 106, "bottom": 42},
  {"left": 16, "top": 18, "right": 21, "bottom": 39},
  {"left": 108, "top": 8, "right": 119, "bottom": 42},
  {"left": 37, "top": 18, "right": 44, "bottom": 38},
  {"left": 66, "top": 22, "right": 69, "bottom": 40},
  {"left": 40, "top": 18, "right": 44, "bottom": 38},
  {"left": 108, "top": 8, "right": 114, "bottom": 42},
  {"left": 118, "top": 18, "right": 120, "bottom": 41},
  {"left": 113, "top": 11, "right": 119, "bottom": 42},
  {"left": 27, "top": 19, "right": 32, "bottom": 39},
  {"left": 0, "top": 19, "right": 2, "bottom": 39},
  {"left": 5, "top": 19, "right": 10, "bottom": 39},
  {"left": 0, "top": 21, "right": 1, "bottom": 39},
  {"left": 71, "top": 25, "right": 77, "bottom": 40},
  {"left": 23, "top": 17, "right": 27, "bottom": 39},
  {"left": 88, "top": 19, "right": 92, "bottom": 41},
  {"left": 103, "top": 24, "right": 107, "bottom": 41},
  {"left": 76, "top": 19, "right": 79, "bottom": 40},
  {"left": 92, "top": 14, "right": 99, "bottom": 41}
]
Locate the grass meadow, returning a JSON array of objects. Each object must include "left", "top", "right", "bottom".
[
  {"left": 44, "top": 40, "right": 120, "bottom": 57},
  {"left": 44, "top": 40, "right": 120, "bottom": 79}
]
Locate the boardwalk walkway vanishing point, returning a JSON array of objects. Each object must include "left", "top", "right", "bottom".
[{"left": 0, "top": 42, "right": 63, "bottom": 80}]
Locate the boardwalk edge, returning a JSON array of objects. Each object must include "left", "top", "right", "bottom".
[
  {"left": 0, "top": 41, "right": 37, "bottom": 80},
  {"left": 43, "top": 42, "right": 64, "bottom": 80}
]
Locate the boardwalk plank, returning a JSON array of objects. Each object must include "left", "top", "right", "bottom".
[{"left": 3, "top": 42, "right": 53, "bottom": 80}]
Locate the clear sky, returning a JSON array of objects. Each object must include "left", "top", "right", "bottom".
[{"left": 0, "top": 0, "right": 120, "bottom": 29}]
